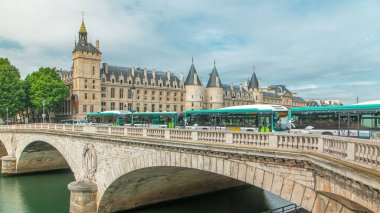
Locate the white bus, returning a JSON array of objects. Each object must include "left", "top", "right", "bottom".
[{"left": 184, "top": 104, "right": 289, "bottom": 132}]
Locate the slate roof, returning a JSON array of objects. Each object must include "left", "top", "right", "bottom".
[
  {"left": 263, "top": 92, "right": 280, "bottom": 98},
  {"left": 222, "top": 84, "right": 249, "bottom": 97},
  {"left": 292, "top": 96, "right": 305, "bottom": 102},
  {"left": 206, "top": 65, "right": 222, "bottom": 88},
  {"left": 268, "top": 85, "right": 291, "bottom": 94},
  {"left": 185, "top": 64, "right": 202, "bottom": 86},
  {"left": 73, "top": 42, "right": 101, "bottom": 54},
  {"left": 101, "top": 64, "right": 180, "bottom": 87},
  {"left": 248, "top": 72, "right": 259, "bottom": 89}
]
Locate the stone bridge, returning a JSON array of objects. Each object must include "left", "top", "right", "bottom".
[{"left": 0, "top": 124, "right": 379, "bottom": 213}]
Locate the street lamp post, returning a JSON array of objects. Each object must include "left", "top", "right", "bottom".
[
  {"left": 6, "top": 108, "right": 8, "bottom": 125},
  {"left": 42, "top": 100, "right": 46, "bottom": 123},
  {"left": 130, "top": 84, "right": 136, "bottom": 126}
]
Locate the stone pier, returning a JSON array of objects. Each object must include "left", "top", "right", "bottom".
[
  {"left": 68, "top": 180, "right": 98, "bottom": 213},
  {"left": 1, "top": 155, "right": 16, "bottom": 176}
]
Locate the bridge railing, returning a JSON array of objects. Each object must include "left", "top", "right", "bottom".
[{"left": 1, "top": 124, "right": 379, "bottom": 169}]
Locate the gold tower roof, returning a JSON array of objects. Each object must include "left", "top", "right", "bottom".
[
  {"left": 79, "top": 12, "right": 86, "bottom": 33},
  {"left": 79, "top": 20, "right": 86, "bottom": 33}
]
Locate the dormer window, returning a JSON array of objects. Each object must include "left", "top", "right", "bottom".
[
  {"left": 120, "top": 80, "right": 123, "bottom": 84},
  {"left": 102, "top": 78, "right": 105, "bottom": 83},
  {"left": 129, "top": 80, "right": 131, "bottom": 84},
  {"left": 112, "top": 79, "right": 115, "bottom": 83}
]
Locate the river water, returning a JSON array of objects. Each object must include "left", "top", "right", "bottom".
[{"left": 0, "top": 171, "right": 290, "bottom": 213}]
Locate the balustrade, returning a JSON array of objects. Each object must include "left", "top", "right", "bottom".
[
  {"left": 146, "top": 128, "right": 165, "bottom": 138},
  {"left": 198, "top": 130, "right": 226, "bottom": 143},
  {"left": 322, "top": 137, "right": 348, "bottom": 158},
  {"left": 126, "top": 127, "right": 143, "bottom": 136},
  {"left": 110, "top": 127, "right": 124, "bottom": 135},
  {"left": 232, "top": 132, "right": 269, "bottom": 146},
  {"left": 169, "top": 129, "right": 192, "bottom": 140},
  {"left": 96, "top": 126, "right": 109, "bottom": 134}
]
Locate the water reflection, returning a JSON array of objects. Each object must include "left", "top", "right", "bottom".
[
  {"left": 0, "top": 171, "right": 75, "bottom": 213},
  {"left": 0, "top": 172, "right": 290, "bottom": 213},
  {"left": 127, "top": 185, "right": 290, "bottom": 213}
]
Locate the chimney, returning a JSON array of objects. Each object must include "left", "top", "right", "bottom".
[
  {"left": 216, "top": 76, "right": 220, "bottom": 87},
  {"left": 245, "top": 80, "right": 249, "bottom": 91},
  {"left": 144, "top": 68, "right": 147, "bottom": 78},
  {"left": 180, "top": 73, "right": 184, "bottom": 82},
  {"left": 167, "top": 72, "right": 170, "bottom": 80},
  {"left": 240, "top": 83, "right": 243, "bottom": 91},
  {"left": 132, "top": 67, "right": 135, "bottom": 76},
  {"left": 103, "top": 63, "right": 108, "bottom": 74},
  {"left": 258, "top": 80, "right": 262, "bottom": 89},
  {"left": 152, "top": 69, "right": 156, "bottom": 79},
  {"left": 230, "top": 83, "right": 234, "bottom": 90},
  {"left": 96, "top": 40, "right": 100, "bottom": 49},
  {"left": 194, "top": 73, "right": 198, "bottom": 85}
]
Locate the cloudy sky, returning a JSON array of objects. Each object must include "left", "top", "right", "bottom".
[{"left": 0, "top": 0, "right": 379, "bottom": 104}]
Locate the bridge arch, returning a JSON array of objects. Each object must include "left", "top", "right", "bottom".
[
  {"left": 0, "top": 140, "right": 8, "bottom": 157},
  {"left": 97, "top": 151, "right": 373, "bottom": 213},
  {"left": 96, "top": 152, "right": 296, "bottom": 212},
  {"left": 13, "top": 135, "right": 79, "bottom": 178}
]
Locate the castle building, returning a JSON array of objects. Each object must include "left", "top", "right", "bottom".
[{"left": 56, "top": 18, "right": 307, "bottom": 120}]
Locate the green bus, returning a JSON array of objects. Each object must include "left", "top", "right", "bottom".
[
  {"left": 184, "top": 104, "right": 289, "bottom": 132},
  {"left": 124, "top": 112, "right": 180, "bottom": 128},
  {"left": 289, "top": 102, "right": 380, "bottom": 139},
  {"left": 87, "top": 111, "right": 130, "bottom": 126}
]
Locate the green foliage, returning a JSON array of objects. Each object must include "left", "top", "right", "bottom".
[
  {"left": 0, "top": 58, "right": 24, "bottom": 121},
  {"left": 25, "top": 67, "right": 69, "bottom": 114}
]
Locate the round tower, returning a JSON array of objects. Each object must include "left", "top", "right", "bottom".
[
  {"left": 205, "top": 61, "right": 223, "bottom": 109},
  {"left": 184, "top": 59, "right": 205, "bottom": 110}
]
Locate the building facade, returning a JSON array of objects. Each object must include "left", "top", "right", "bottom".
[{"left": 57, "top": 19, "right": 307, "bottom": 120}]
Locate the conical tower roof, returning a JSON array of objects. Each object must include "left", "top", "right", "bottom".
[
  {"left": 248, "top": 72, "right": 259, "bottom": 89},
  {"left": 185, "top": 59, "right": 202, "bottom": 86},
  {"left": 206, "top": 61, "right": 222, "bottom": 88}
]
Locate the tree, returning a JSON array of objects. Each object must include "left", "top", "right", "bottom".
[
  {"left": 26, "top": 67, "right": 69, "bottom": 122},
  {"left": 0, "top": 58, "right": 24, "bottom": 123}
]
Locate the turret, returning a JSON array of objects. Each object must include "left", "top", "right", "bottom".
[
  {"left": 184, "top": 58, "right": 205, "bottom": 110},
  {"left": 205, "top": 60, "right": 223, "bottom": 109}
]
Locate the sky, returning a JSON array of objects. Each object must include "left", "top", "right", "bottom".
[{"left": 0, "top": 0, "right": 379, "bottom": 104}]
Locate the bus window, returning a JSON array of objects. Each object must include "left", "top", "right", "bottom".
[
  {"left": 349, "top": 114, "right": 359, "bottom": 129},
  {"left": 360, "top": 114, "right": 380, "bottom": 130}
]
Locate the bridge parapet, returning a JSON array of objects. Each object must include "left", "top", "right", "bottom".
[
  {"left": 1, "top": 123, "right": 380, "bottom": 212},
  {"left": 1, "top": 123, "right": 379, "bottom": 171}
]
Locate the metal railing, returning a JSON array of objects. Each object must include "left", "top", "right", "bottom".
[{"left": 263, "top": 204, "right": 301, "bottom": 213}]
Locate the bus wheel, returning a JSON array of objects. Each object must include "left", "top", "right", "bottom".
[{"left": 322, "top": 132, "right": 333, "bottom": 136}]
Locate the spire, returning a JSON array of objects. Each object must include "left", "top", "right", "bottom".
[
  {"left": 248, "top": 70, "right": 259, "bottom": 90},
  {"left": 79, "top": 12, "right": 87, "bottom": 33},
  {"left": 185, "top": 58, "right": 202, "bottom": 86},
  {"left": 78, "top": 12, "right": 88, "bottom": 45},
  {"left": 206, "top": 61, "right": 222, "bottom": 88}
]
